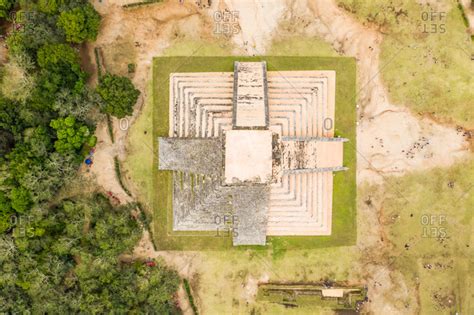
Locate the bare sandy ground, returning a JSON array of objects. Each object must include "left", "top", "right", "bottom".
[
  {"left": 209, "top": 0, "right": 286, "bottom": 54},
  {"left": 460, "top": 0, "right": 474, "bottom": 34},
  {"left": 176, "top": 284, "right": 194, "bottom": 315},
  {"left": 85, "top": 119, "right": 134, "bottom": 204}
]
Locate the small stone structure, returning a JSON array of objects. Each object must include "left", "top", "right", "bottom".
[
  {"left": 159, "top": 62, "right": 347, "bottom": 246},
  {"left": 233, "top": 62, "right": 269, "bottom": 128}
]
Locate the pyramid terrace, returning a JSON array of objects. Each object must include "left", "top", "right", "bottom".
[{"left": 158, "top": 61, "right": 348, "bottom": 246}]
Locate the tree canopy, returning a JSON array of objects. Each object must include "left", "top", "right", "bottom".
[
  {"left": 0, "top": 2, "right": 179, "bottom": 313},
  {"left": 37, "top": 0, "right": 64, "bottom": 14},
  {"left": 0, "top": 195, "right": 181, "bottom": 313},
  {"left": 9, "top": 187, "right": 31, "bottom": 213},
  {"left": 0, "top": 0, "right": 14, "bottom": 19},
  {"left": 0, "top": 1, "right": 100, "bottom": 230},
  {"left": 34, "top": 44, "right": 87, "bottom": 106},
  {"left": 0, "top": 53, "right": 37, "bottom": 103},
  {"left": 49, "top": 116, "right": 96, "bottom": 153},
  {"left": 57, "top": 3, "right": 100, "bottom": 43},
  {"left": 96, "top": 74, "right": 140, "bottom": 118}
]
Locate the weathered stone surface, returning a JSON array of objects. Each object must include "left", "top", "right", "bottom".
[
  {"left": 233, "top": 62, "right": 268, "bottom": 128},
  {"left": 172, "top": 172, "right": 233, "bottom": 231},
  {"left": 280, "top": 137, "right": 346, "bottom": 172},
  {"left": 224, "top": 130, "right": 273, "bottom": 185},
  {"left": 232, "top": 185, "right": 269, "bottom": 246},
  {"left": 158, "top": 137, "right": 223, "bottom": 175}
]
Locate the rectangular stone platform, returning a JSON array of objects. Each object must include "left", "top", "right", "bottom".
[
  {"left": 232, "top": 186, "right": 269, "bottom": 246},
  {"left": 224, "top": 130, "right": 273, "bottom": 185},
  {"left": 233, "top": 62, "right": 269, "bottom": 129},
  {"left": 158, "top": 138, "right": 223, "bottom": 175},
  {"left": 280, "top": 138, "right": 345, "bottom": 171}
]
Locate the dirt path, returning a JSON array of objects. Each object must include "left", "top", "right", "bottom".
[
  {"left": 460, "top": 0, "right": 474, "bottom": 34},
  {"left": 176, "top": 284, "right": 194, "bottom": 315},
  {"left": 87, "top": 120, "right": 133, "bottom": 204},
  {"left": 133, "top": 231, "right": 201, "bottom": 279}
]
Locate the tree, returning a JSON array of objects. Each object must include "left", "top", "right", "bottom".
[
  {"left": 96, "top": 74, "right": 140, "bottom": 118},
  {"left": 37, "top": 0, "right": 64, "bottom": 14},
  {"left": 6, "top": 144, "right": 39, "bottom": 182},
  {"left": 0, "top": 95, "right": 25, "bottom": 137},
  {"left": 0, "top": 195, "right": 181, "bottom": 313},
  {"left": 0, "top": 129, "right": 14, "bottom": 155},
  {"left": 10, "top": 187, "right": 31, "bottom": 213},
  {"left": 0, "top": 52, "right": 37, "bottom": 103},
  {"left": 19, "top": 152, "right": 79, "bottom": 202},
  {"left": 5, "top": 11, "right": 65, "bottom": 58},
  {"left": 23, "top": 11, "right": 65, "bottom": 52},
  {"left": 0, "top": 0, "right": 14, "bottom": 19},
  {"left": 34, "top": 44, "right": 87, "bottom": 106},
  {"left": 57, "top": 3, "right": 100, "bottom": 43},
  {"left": 37, "top": 43, "right": 84, "bottom": 83},
  {"left": 53, "top": 88, "right": 103, "bottom": 122},
  {"left": 49, "top": 116, "right": 96, "bottom": 153},
  {"left": 23, "top": 126, "right": 53, "bottom": 158},
  {"left": 0, "top": 192, "right": 13, "bottom": 233}
]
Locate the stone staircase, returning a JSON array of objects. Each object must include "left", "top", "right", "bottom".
[{"left": 168, "top": 70, "right": 337, "bottom": 236}]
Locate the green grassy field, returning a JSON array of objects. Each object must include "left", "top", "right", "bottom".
[
  {"left": 152, "top": 56, "right": 357, "bottom": 250},
  {"left": 357, "top": 158, "right": 474, "bottom": 314},
  {"left": 383, "top": 160, "right": 473, "bottom": 314},
  {"left": 268, "top": 36, "right": 341, "bottom": 57}
]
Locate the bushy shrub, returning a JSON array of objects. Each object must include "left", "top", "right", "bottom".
[
  {"left": 57, "top": 3, "right": 100, "bottom": 43},
  {"left": 96, "top": 74, "right": 140, "bottom": 118}
]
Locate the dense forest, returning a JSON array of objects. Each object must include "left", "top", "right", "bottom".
[{"left": 0, "top": 0, "right": 180, "bottom": 312}]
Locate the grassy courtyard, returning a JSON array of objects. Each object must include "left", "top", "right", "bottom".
[{"left": 152, "top": 56, "right": 357, "bottom": 250}]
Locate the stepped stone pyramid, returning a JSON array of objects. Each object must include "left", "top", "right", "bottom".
[{"left": 158, "top": 61, "right": 348, "bottom": 246}]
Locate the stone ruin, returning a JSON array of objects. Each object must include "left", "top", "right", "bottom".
[{"left": 158, "top": 61, "right": 347, "bottom": 246}]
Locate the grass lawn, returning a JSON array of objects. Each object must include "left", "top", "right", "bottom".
[
  {"left": 152, "top": 56, "right": 357, "bottom": 250},
  {"left": 376, "top": 159, "right": 474, "bottom": 314},
  {"left": 268, "top": 36, "right": 341, "bottom": 57}
]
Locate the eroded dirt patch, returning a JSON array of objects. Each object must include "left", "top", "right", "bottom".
[{"left": 301, "top": 0, "right": 471, "bottom": 184}]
